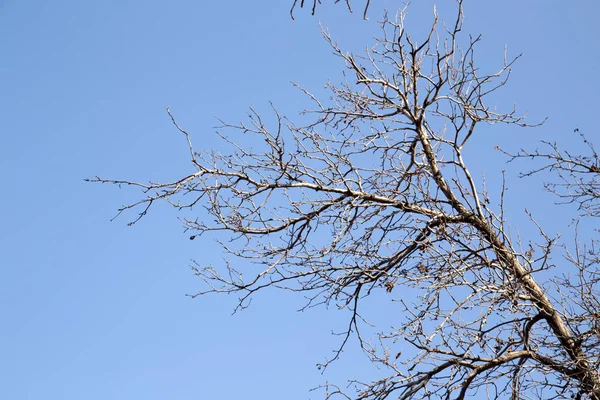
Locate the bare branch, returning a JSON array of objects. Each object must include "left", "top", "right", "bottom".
[{"left": 92, "top": 3, "right": 600, "bottom": 399}]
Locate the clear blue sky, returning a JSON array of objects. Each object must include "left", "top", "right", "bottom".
[{"left": 1, "top": 1, "right": 599, "bottom": 399}]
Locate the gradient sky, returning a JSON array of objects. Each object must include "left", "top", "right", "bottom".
[{"left": 2, "top": 1, "right": 599, "bottom": 399}]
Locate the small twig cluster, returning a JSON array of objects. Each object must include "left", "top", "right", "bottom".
[{"left": 290, "top": 0, "right": 371, "bottom": 20}]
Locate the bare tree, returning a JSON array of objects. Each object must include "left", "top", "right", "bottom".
[{"left": 89, "top": 2, "right": 600, "bottom": 399}]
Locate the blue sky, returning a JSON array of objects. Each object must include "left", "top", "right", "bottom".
[{"left": 1, "top": 1, "right": 599, "bottom": 399}]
